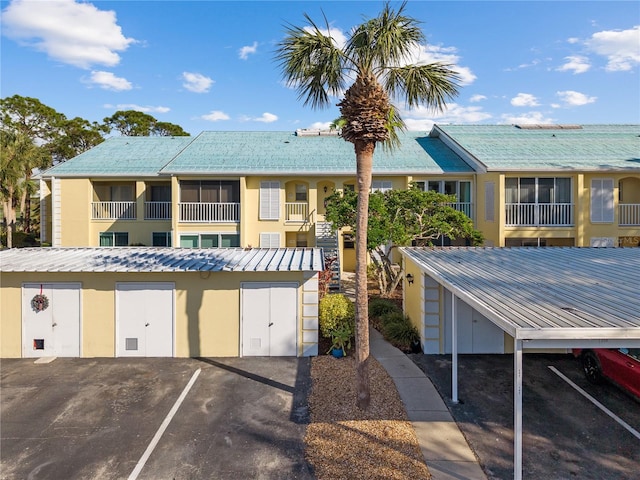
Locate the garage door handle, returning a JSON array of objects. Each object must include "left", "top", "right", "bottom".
[
  {"left": 145, "top": 323, "right": 150, "bottom": 327},
  {"left": 269, "top": 322, "right": 274, "bottom": 327},
  {"left": 52, "top": 322, "right": 57, "bottom": 327}
]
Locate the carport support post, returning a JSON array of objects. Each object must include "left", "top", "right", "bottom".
[
  {"left": 514, "top": 338, "right": 523, "bottom": 480},
  {"left": 451, "top": 293, "right": 458, "bottom": 404}
]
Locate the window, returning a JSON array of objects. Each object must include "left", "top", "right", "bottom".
[
  {"left": 152, "top": 232, "right": 172, "bottom": 247},
  {"left": 180, "top": 180, "right": 239, "bottom": 203},
  {"left": 179, "top": 233, "right": 239, "bottom": 248},
  {"left": 260, "top": 232, "right": 281, "bottom": 248},
  {"left": 372, "top": 180, "right": 392, "bottom": 193},
  {"left": 422, "top": 180, "right": 472, "bottom": 200},
  {"left": 295, "top": 184, "right": 308, "bottom": 202},
  {"left": 343, "top": 183, "right": 355, "bottom": 192},
  {"left": 260, "top": 181, "right": 280, "bottom": 220},
  {"left": 148, "top": 184, "right": 171, "bottom": 202},
  {"left": 94, "top": 183, "right": 135, "bottom": 201},
  {"left": 100, "top": 232, "right": 128, "bottom": 246},
  {"left": 505, "top": 177, "right": 571, "bottom": 204},
  {"left": 590, "top": 178, "right": 614, "bottom": 223}
]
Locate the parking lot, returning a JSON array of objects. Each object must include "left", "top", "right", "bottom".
[
  {"left": 0, "top": 357, "right": 313, "bottom": 480},
  {"left": 410, "top": 353, "right": 640, "bottom": 480}
]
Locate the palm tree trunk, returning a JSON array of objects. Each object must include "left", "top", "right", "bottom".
[{"left": 354, "top": 140, "right": 374, "bottom": 410}]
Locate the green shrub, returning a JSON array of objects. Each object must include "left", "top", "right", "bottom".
[
  {"left": 319, "top": 293, "right": 355, "bottom": 338},
  {"left": 381, "top": 314, "right": 420, "bottom": 350},
  {"left": 368, "top": 298, "right": 401, "bottom": 319}
]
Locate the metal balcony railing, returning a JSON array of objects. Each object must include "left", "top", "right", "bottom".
[
  {"left": 91, "top": 201, "right": 136, "bottom": 220},
  {"left": 446, "top": 202, "right": 473, "bottom": 218},
  {"left": 619, "top": 204, "right": 640, "bottom": 226},
  {"left": 179, "top": 202, "right": 240, "bottom": 222},
  {"left": 505, "top": 203, "right": 574, "bottom": 226},
  {"left": 144, "top": 202, "right": 172, "bottom": 220},
  {"left": 285, "top": 202, "right": 309, "bottom": 222}
]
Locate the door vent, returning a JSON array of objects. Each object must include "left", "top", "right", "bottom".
[
  {"left": 125, "top": 338, "right": 139, "bottom": 351},
  {"left": 250, "top": 338, "right": 261, "bottom": 349},
  {"left": 33, "top": 339, "right": 45, "bottom": 350}
]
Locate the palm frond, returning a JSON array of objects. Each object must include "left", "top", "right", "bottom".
[
  {"left": 346, "top": 1, "right": 423, "bottom": 74},
  {"left": 381, "top": 105, "right": 405, "bottom": 152},
  {"left": 275, "top": 14, "right": 347, "bottom": 109},
  {"left": 384, "top": 63, "right": 460, "bottom": 110}
]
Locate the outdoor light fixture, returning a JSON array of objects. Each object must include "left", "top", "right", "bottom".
[
  {"left": 406, "top": 273, "right": 414, "bottom": 285},
  {"left": 323, "top": 186, "right": 328, "bottom": 193}
]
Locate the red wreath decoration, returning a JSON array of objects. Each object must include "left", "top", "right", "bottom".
[{"left": 31, "top": 293, "right": 49, "bottom": 312}]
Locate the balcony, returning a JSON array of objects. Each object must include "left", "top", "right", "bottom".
[
  {"left": 285, "top": 202, "right": 310, "bottom": 223},
  {"left": 145, "top": 201, "right": 172, "bottom": 220},
  {"left": 447, "top": 202, "right": 473, "bottom": 218},
  {"left": 619, "top": 204, "right": 640, "bottom": 226},
  {"left": 179, "top": 202, "right": 239, "bottom": 223},
  {"left": 92, "top": 201, "right": 136, "bottom": 220},
  {"left": 505, "top": 203, "right": 574, "bottom": 226}
]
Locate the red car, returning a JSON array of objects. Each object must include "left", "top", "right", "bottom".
[{"left": 574, "top": 348, "right": 640, "bottom": 400}]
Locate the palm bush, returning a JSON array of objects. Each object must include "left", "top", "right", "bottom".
[{"left": 380, "top": 312, "right": 420, "bottom": 351}]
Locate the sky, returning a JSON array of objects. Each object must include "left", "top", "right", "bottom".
[{"left": 1, "top": 0, "right": 639, "bottom": 136}]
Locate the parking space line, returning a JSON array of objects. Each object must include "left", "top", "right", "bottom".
[
  {"left": 128, "top": 368, "right": 201, "bottom": 480},
  {"left": 548, "top": 366, "right": 640, "bottom": 440}
]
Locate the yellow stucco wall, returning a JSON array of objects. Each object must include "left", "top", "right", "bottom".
[
  {"left": 402, "top": 255, "right": 424, "bottom": 337},
  {"left": 1, "top": 271, "right": 314, "bottom": 358},
  {"left": 60, "top": 178, "right": 92, "bottom": 246}
]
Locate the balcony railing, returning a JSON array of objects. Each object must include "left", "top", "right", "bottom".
[
  {"left": 446, "top": 202, "right": 473, "bottom": 218},
  {"left": 145, "top": 201, "right": 172, "bottom": 220},
  {"left": 92, "top": 201, "right": 136, "bottom": 220},
  {"left": 285, "top": 202, "right": 309, "bottom": 222},
  {"left": 179, "top": 202, "right": 239, "bottom": 222},
  {"left": 505, "top": 203, "right": 574, "bottom": 226},
  {"left": 619, "top": 204, "right": 640, "bottom": 226}
]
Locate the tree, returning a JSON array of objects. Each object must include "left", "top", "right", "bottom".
[
  {"left": 103, "top": 110, "right": 189, "bottom": 136},
  {"left": 0, "top": 129, "right": 47, "bottom": 247},
  {"left": 325, "top": 187, "right": 484, "bottom": 295},
  {"left": 276, "top": 2, "right": 459, "bottom": 409},
  {"left": 51, "top": 117, "right": 108, "bottom": 163}
]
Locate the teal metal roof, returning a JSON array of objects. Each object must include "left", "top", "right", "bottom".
[
  {"left": 434, "top": 124, "right": 640, "bottom": 171},
  {"left": 40, "top": 136, "right": 194, "bottom": 177},
  {"left": 159, "top": 131, "right": 472, "bottom": 175}
]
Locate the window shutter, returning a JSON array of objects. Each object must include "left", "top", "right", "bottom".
[
  {"left": 590, "top": 179, "right": 614, "bottom": 223},
  {"left": 260, "top": 232, "right": 280, "bottom": 248},
  {"left": 485, "top": 182, "right": 495, "bottom": 222},
  {"left": 260, "top": 181, "right": 280, "bottom": 220}
]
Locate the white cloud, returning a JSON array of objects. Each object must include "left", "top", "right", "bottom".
[
  {"left": 239, "top": 41, "right": 258, "bottom": 60},
  {"left": 401, "top": 103, "right": 492, "bottom": 130},
  {"left": 586, "top": 25, "right": 640, "bottom": 72},
  {"left": 500, "top": 112, "right": 555, "bottom": 125},
  {"left": 556, "top": 90, "right": 597, "bottom": 106},
  {"left": 557, "top": 55, "right": 591, "bottom": 74},
  {"left": 182, "top": 72, "right": 214, "bottom": 93},
  {"left": 469, "top": 94, "right": 487, "bottom": 103},
  {"left": 104, "top": 103, "right": 170, "bottom": 113},
  {"left": 201, "top": 110, "right": 230, "bottom": 122},
  {"left": 88, "top": 71, "right": 132, "bottom": 91},
  {"left": 511, "top": 93, "right": 539, "bottom": 107},
  {"left": 241, "top": 112, "right": 278, "bottom": 123},
  {"left": 410, "top": 44, "right": 476, "bottom": 85},
  {"left": 567, "top": 37, "right": 580, "bottom": 44},
  {"left": 2, "top": 0, "right": 134, "bottom": 68},
  {"left": 308, "top": 121, "right": 333, "bottom": 130}
]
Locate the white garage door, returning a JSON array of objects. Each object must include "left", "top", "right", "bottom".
[
  {"left": 116, "top": 283, "right": 174, "bottom": 357},
  {"left": 22, "top": 283, "right": 81, "bottom": 357},
  {"left": 241, "top": 283, "right": 298, "bottom": 356}
]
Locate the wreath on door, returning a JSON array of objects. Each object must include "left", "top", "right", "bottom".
[{"left": 31, "top": 293, "right": 49, "bottom": 312}]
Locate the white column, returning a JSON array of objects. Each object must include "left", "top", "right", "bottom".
[
  {"left": 451, "top": 292, "right": 458, "bottom": 404},
  {"left": 514, "top": 338, "right": 523, "bottom": 480}
]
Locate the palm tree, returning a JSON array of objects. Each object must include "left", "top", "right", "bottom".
[{"left": 276, "top": 1, "right": 460, "bottom": 409}]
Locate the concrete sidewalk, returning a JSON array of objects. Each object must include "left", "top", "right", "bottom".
[{"left": 370, "top": 328, "right": 487, "bottom": 480}]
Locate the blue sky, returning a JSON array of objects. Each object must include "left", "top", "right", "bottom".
[{"left": 1, "top": 0, "right": 639, "bottom": 136}]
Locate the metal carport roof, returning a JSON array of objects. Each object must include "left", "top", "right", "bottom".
[
  {"left": 0, "top": 247, "right": 325, "bottom": 273},
  {"left": 399, "top": 247, "right": 640, "bottom": 480}
]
